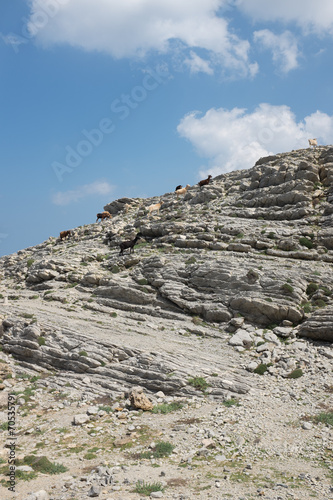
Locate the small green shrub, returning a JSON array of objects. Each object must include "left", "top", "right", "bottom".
[
  {"left": 98, "top": 405, "right": 112, "bottom": 414},
  {"left": 79, "top": 351, "right": 88, "bottom": 357},
  {"left": 137, "top": 278, "right": 148, "bottom": 285},
  {"left": 110, "top": 265, "right": 120, "bottom": 274},
  {"left": 15, "top": 470, "right": 37, "bottom": 481},
  {"left": 282, "top": 283, "right": 294, "bottom": 294},
  {"left": 254, "top": 363, "right": 270, "bottom": 375},
  {"left": 140, "top": 441, "right": 174, "bottom": 460},
  {"left": 188, "top": 376, "right": 210, "bottom": 393},
  {"left": 287, "top": 368, "right": 303, "bottom": 379},
  {"left": 299, "top": 237, "right": 313, "bottom": 249},
  {"left": 27, "top": 259, "right": 34, "bottom": 268},
  {"left": 134, "top": 480, "right": 164, "bottom": 496},
  {"left": 152, "top": 402, "right": 183, "bottom": 414},
  {"left": 267, "top": 232, "right": 276, "bottom": 239},
  {"left": 38, "top": 336, "right": 46, "bottom": 346},
  {"left": 301, "top": 302, "right": 312, "bottom": 313},
  {"left": 110, "top": 312, "right": 117, "bottom": 318},
  {"left": 313, "top": 299, "right": 327, "bottom": 308},
  {"left": 314, "top": 412, "right": 333, "bottom": 427},
  {"left": 306, "top": 282, "right": 318, "bottom": 296},
  {"left": 23, "top": 455, "right": 67, "bottom": 474},
  {"left": 222, "top": 398, "right": 240, "bottom": 407}
]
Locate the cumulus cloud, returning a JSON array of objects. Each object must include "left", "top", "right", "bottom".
[
  {"left": 27, "top": 0, "right": 256, "bottom": 78},
  {"left": 254, "top": 30, "right": 300, "bottom": 73},
  {"left": 184, "top": 51, "right": 214, "bottom": 75},
  {"left": 52, "top": 180, "right": 114, "bottom": 206},
  {"left": 177, "top": 103, "right": 333, "bottom": 177},
  {"left": 236, "top": 0, "right": 333, "bottom": 35}
]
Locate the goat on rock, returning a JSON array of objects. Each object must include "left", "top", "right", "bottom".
[
  {"left": 119, "top": 232, "right": 143, "bottom": 255},
  {"left": 96, "top": 211, "right": 112, "bottom": 222},
  {"left": 59, "top": 230, "right": 72, "bottom": 240},
  {"left": 148, "top": 201, "right": 163, "bottom": 216},
  {"left": 198, "top": 175, "right": 212, "bottom": 188},
  {"left": 176, "top": 184, "right": 190, "bottom": 197},
  {"left": 308, "top": 138, "right": 317, "bottom": 148}
]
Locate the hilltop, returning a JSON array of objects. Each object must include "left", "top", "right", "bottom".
[{"left": 0, "top": 146, "right": 332, "bottom": 499}]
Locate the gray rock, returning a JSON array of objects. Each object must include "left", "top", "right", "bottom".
[
  {"left": 229, "top": 329, "right": 253, "bottom": 347},
  {"left": 73, "top": 414, "right": 90, "bottom": 425},
  {"left": 88, "top": 485, "right": 101, "bottom": 497}
]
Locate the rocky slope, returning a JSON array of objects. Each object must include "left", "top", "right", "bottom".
[{"left": 0, "top": 146, "right": 332, "bottom": 499}]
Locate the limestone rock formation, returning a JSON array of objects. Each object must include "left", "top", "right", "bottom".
[{"left": 0, "top": 145, "right": 333, "bottom": 402}]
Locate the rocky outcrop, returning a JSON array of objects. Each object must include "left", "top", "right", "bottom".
[
  {"left": 296, "top": 306, "right": 333, "bottom": 342},
  {"left": 1, "top": 317, "right": 250, "bottom": 399},
  {"left": 0, "top": 146, "right": 333, "bottom": 402}
]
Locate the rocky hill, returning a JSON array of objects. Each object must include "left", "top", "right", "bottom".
[{"left": 0, "top": 146, "right": 332, "bottom": 499}]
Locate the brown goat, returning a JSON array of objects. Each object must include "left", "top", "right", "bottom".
[
  {"left": 60, "top": 230, "right": 72, "bottom": 240},
  {"left": 96, "top": 211, "right": 112, "bottom": 222},
  {"left": 198, "top": 175, "right": 212, "bottom": 188}
]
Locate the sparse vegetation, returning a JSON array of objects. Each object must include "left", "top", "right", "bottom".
[
  {"left": 140, "top": 441, "right": 174, "bottom": 460},
  {"left": 314, "top": 412, "right": 333, "bottom": 427},
  {"left": 134, "top": 480, "right": 164, "bottom": 496},
  {"left": 188, "top": 376, "right": 210, "bottom": 393},
  {"left": 287, "top": 368, "right": 303, "bottom": 379},
  {"left": 254, "top": 363, "right": 272, "bottom": 375},
  {"left": 282, "top": 283, "right": 294, "bottom": 294},
  {"left": 299, "top": 237, "right": 314, "bottom": 249},
  {"left": 22, "top": 455, "right": 67, "bottom": 475},
  {"left": 152, "top": 402, "right": 183, "bottom": 414},
  {"left": 223, "top": 398, "right": 240, "bottom": 407}
]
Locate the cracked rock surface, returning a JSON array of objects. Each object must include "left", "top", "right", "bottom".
[{"left": 0, "top": 146, "right": 332, "bottom": 499}]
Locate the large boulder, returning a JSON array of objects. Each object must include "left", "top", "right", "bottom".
[{"left": 296, "top": 307, "right": 333, "bottom": 342}]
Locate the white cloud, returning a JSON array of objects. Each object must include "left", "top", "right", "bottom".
[
  {"left": 236, "top": 0, "right": 333, "bottom": 35},
  {"left": 184, "top": 51, "right": 214, "bottom": 75},
  {"left": 27, "top": 0, "right": 256, "bottom": 78},
  {"left": 254, "top": 30, "right": 300, "bottom": 73},
  {"left": 177, "top": 103, "right": 333, "bottom": 177},
  {"left": 52, "top": 180, "right": 114, "bottom": 206}
]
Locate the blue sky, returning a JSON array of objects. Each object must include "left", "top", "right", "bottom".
[{"left": 1, "top": 0, "right": 333, "bottom": 256}]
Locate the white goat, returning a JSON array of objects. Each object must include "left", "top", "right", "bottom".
[
  {"left": 148, "top": 201, "right": 163, "bottom": 216},
  {"left": 176, "top": 184, "right": 190, "bottom": 197},
  {"left": 308, "top": 138, "right": 317, "bottom": 148}
]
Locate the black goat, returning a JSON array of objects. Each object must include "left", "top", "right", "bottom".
[
  {"left": 119, "top": 232, "right": 143, "bottom": 255},
  {"left": 198, "top": 174, "right": 212, "bottom": 188}
]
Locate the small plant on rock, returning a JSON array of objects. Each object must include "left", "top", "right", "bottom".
[
  {"left": 282, "top": 283, "right": 294, "bottom": 294},
  {"left": 287, "top": 368, "right": 303, "bottom": 379},
  {"left": 223, "top": 398, "right": 240, "bottom": 407},
  {"left": 314, "top": 412, "right": 333, "bottom": 427},
  {"left": 188, "top": 376, "right": 210, "bottom": 393},
  {"left": 306, "top": 282, "right": 319, "bottom": 296},
  {"left": 134, "top": 480, "right": 164, "bottom": 496},
  {"left": 253, "top": 363, "right": 272, "bottom": 375},
  {"left": 299, "top": 237, "right": 314, "bottom": 249},
  {"left": 152, "top": 402, "right": 183, "bottom": 414}
]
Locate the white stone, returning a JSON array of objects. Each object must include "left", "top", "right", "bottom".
[{"left": 73, "top": 414, "right": 90, "bottom": 425}]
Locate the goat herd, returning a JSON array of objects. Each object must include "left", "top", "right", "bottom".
[{"left": 59, "top": 174, "right": 214, "bottom": 255}]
